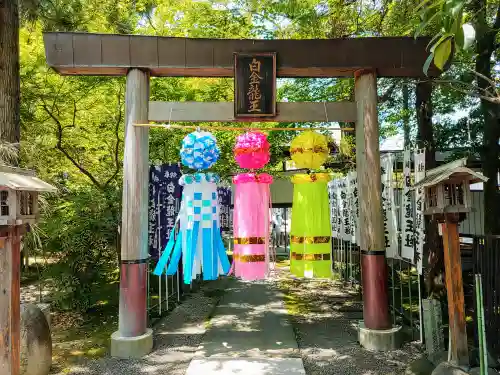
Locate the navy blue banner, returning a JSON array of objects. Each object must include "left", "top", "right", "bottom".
[
  {"left": 217, "top": 186, "right": 232, "bottom": 233},
  {"left": 148, "top": 164, "right": 182, "bottom": 260}
]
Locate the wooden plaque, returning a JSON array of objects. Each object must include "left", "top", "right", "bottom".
[{"left": 234, "top": 52, "right": 277, "bottom": 118}]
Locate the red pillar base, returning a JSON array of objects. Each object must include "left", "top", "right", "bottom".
[
  {"left": 361, "top": 251, "right": 391, "bottom": 330},
  {"left": 118, "top": 261, "right": 148, "bottom": 337},
  {"left": 111, "top": 260, "right": 152, "bottom": 359}
]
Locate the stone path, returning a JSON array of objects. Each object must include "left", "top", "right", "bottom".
[
  {"left": 186, "top": 279, "right": 306, "bottom": 375},
  {"left": 51, "top": 268, "right": 424, "bottom": 375}
]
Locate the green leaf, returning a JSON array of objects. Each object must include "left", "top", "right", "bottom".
[
  {"left": 427, "top": 31, "right": 444, "bottom": 50},
  {"left": 462, "top": 23, "right": 476, "bottom": 49},
  {"left": 423, "top": 53, "right": 434, "bottom": 76},
  {"left": 415, "top": 11, "right": 441, "bottom": 38},
  {"left": 455, "top": 24, "right": 464, "bottom": 48},
  {"left": 451, "top": 2, "right": 465, "bottom": 17},
  {"left": 451, "top": 7, "right": 463, "bottom": 35},
  {"left": 430, "top": 33, "right": 453, "bottom": 53},
  {"left": 443, "top": 14, "right": 452, "bottom": 31},
  {"left": 434, "top": 37, "right": 453, "bottom": 71},
  {"left": 415, "top": 0, "right": 438, "bottom": 11}
]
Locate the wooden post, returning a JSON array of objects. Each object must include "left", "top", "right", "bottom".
[
  {"left": 355, "top": 69, "right": 391, "bottom": 330},
  {"left": 0, "top": 227, "right": 21, "bottom": 375},
  {"left": 118, "top": 69, "right": 150, "bottom": 338},
  {"left": 441, "top": 215, "right": 469, "bottom": 367}
]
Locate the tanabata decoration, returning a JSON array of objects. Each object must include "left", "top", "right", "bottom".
[
  {"left": 234, "top": 131, "right": 270, "bottom": 170},
  {"left": 290, "top": 130, "right": 329, "bottom": 170},
  {"left": 232, "top": 132, "right": 273, "bottom": 280},
  {"left": 289, "top": 131, "right": 332, "bottom": 278},
  {"left": 180, "top": 131, "right": 220, "bottom": 170},
  {"left": 153, "top": 132, "right": 230, "bottom": 284}
]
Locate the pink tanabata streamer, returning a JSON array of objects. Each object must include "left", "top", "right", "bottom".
[{"left": 233, "top": 173, "right": 273, "bottom": 280}]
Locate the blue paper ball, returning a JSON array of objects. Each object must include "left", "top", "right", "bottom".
[{"left": 180, "top": 131, "right": 220, "bottom": 170}]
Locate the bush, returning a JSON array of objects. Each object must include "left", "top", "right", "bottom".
[{"left": 37, "top": 184, "right": 121, "bottom": 312}]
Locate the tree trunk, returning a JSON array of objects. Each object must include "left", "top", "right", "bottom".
[
  {"left": 403, "top": 82, "right": 410, "bottom": 147},
  {"left": 416, "top": 81, "right": 435, "bottom": 170},
  {"left": 0, "top": 0, "right": 21, "bottom": 146},
  {"left": 1, "top": 0, "right": 22, "bottom": 273},
  {"left": 474, "top": 2, "right": 500, "bottom": 234},
  {"left": 0, "top": 4, "right": 21, "bottom": 372},
  {"left": 416, "top": 80, "right": 445, "bottom": 299}
]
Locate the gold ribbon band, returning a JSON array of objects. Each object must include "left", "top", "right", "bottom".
[
  {"left": 234, "top": 147, "right": 266, "bottom": 155},
  {"left": 234, "top": 237, "right": 266, "bottom": 245},
  {"left": 290, "top": 147, "right": 328, "bottom": 153},
  {"left": 290, "top": 236, "right": 331, "bottom": 244},
  {"left": 291, "top": 252, "right": 331, "bottom": 261},
  {"left": 291, "top": 173, "right": 332, "bottom": 184},
  {"left": 234, "top": 254, "right": 266, "bottom": 263}
]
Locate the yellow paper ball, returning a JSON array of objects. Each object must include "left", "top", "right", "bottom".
[{"left": 290, "top": 131, "right": 329, "bottom": 169}]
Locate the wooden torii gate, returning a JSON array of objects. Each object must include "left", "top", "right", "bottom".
[{"left": 42, "top": 32, "right": 437, "bottom": 358}]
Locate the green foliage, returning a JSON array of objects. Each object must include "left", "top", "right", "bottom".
[
  {"left": 40, "top": 185, "right": 120, "bottom": 311},
  {"left": 415, "top": 0, "right": 477, "bottom": 74},
  {"left": 18, "top": 1, "right": 261, "bottom": 312},
  {"left": 20, "top": 0, "right": 155, "bottom": 32}
]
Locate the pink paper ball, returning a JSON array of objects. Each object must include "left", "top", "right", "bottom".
[{"left": 234, "top": 131, "right": 271, "bottom": 169}]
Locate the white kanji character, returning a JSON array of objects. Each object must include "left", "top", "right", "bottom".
[
  {"left": 166, "top": 205, "right": 175, "bottom": 217},
  {"left": 166, "top": 182, "right": 175, "bottom": 193},
  {"left": 166, "top": 194, "right": 175, "bottom": 205},
  {"left": 149, "top": 209, "right": 156, "bottom": 221}
]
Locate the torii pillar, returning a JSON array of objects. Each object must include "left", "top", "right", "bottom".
[
  {"left": 355, "top": 69, "right": 401, "bottom": 351},
  {"left": 110, "top": 68, "right": 153, "bottom": 358}
]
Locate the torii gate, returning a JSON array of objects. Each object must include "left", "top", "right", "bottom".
[{"left": 42, "top": 33, "right": 436, "bottom": 358}]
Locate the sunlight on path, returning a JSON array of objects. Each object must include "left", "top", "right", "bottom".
[{"left": 186, "top": 279, "right": 306, "bottom": 375}]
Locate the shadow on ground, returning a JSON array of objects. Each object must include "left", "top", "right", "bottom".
[
  {"left": 50, "top": 279, "right": 229, "bottom": 375},
  {"left": 273, "top": 265, "right": 422, "bottom": 375}
]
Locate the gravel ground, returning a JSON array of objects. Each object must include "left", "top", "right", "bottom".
[
  {"left": 272, "top": 266, "right": 423, "bottom": 375},
  {"left": 50, "top": 278, "right": 229, "bottom": 375}
]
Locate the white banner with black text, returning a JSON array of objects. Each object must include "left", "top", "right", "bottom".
[
  {"left": 401, "top": 148, "right": 414, "bottom": 260},
  {"left": 414, "top": 148, "right": 426, "bottom": 274},
  {"left": 347, "top": 171, "right": 358, "bottom": 244},
  {"left": 381, "top": 154, "right": 399, "bottom": 258}
]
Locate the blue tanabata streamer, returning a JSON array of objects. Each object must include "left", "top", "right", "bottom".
[{"left": 153, "top": 173, "right": 230, "bottom": 284}]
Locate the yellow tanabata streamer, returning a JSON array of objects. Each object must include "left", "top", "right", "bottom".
[{"left": 290, "top": 173, "right": 333, "bottom": 278}]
